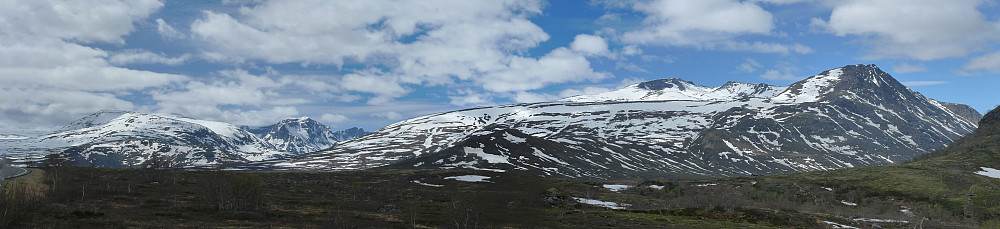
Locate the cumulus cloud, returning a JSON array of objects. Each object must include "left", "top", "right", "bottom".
[
  {"left": 963, "top": 51, "right": 1000, "bottom": 73},
  {"left": 620, "top": 0, "right": 810, "bottom": 54},
  {"left": 570, "top": 34, "right": 611, "bottom": 57},
  {"left": 151, "top": 69, "right": 362, "bottom": 126},
  {"left": 0, "top": 0, "right": 184, "bottom": 129},
  {"left": 108, "top": 49, "right": 190, "bottom": 66},
  {"left": 190, "top": 0, "right": 608, "bottom": 104},
  {"left": 817, "top": 0, "right": 1000, "bottom": 60}
]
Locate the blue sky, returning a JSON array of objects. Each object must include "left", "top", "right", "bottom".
[{"left": 2, "top": 0, "right": 1000, "bottom": 133}]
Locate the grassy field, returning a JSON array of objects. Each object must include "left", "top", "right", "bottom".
[{"left": 0, "top": 163, "right": 994, "bottom": 228}]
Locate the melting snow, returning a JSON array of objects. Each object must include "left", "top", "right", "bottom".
[
  {"left": 823, "top": 221, "right": 859, "bottom": 229},
  {"left": 975, "top": 167, "right": 1000, "bottom": 179},
  {"left": 840, "top": 200, "right": 858, "bottom": 206},
  {"left": 412, "top": 180, "right": 443, "bottom": 187},
  {"left": 602, "top": 184, "right": 632, "bottom": 192},
  {"left": 852, "top": 218, "right": 908, "bottom": 223},
  {"left": 573, "top": 197, "right": 630, "bottom": 210},
  {"left": 649, "top": 185, "right": 664, "bottom": 190},
  {"left": 695, "top": 183, "right": 718, "bottom": 187},
  {"left": 822, "top": 187, "right": 833, "bottom": 191},
  {"left": 444, "top": 175, "right": 491, "bottom": 182},
  {"left": 464, "top": 147, "right": 510, "bottom": 164}
]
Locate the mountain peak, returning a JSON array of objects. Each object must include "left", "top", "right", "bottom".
[
  {"left": 636, "top": 78, "right": 697, "bottom": 91},
  {"left": 979, "top": 106, "right": 1000, "bottom": 133},
  {"left": 771, "top": 64, "right": 908, "bottom": 103},
  {"left": 59, "top": 110, "right": 135, "bottom": 131}
]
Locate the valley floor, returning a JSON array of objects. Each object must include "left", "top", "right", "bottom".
[{"left": 1, "top": 164, "right": 997, "bottom": 228}]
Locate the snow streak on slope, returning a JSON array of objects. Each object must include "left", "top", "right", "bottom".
[{"left": 269, "top": 65, "right": 978, "bottom": 179}]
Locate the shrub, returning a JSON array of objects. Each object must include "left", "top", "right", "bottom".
[{"left": 203, "top": 172, "right": 265, "bottom": 212}]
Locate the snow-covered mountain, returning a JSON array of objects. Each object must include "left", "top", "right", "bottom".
[
  {"left": 562, "top": 79, "right": 787, "bottom": 102},
  {"left": 246, "top": 117, "right": 370, "bottom": 155},
  {"left": 0, "top": 111, "right": 367, "bottom": 168},
  {"left": 269, "top": 64, "right": 980, "bottom": 179},
  {"left": 10, "top": 111, "right": 287, "bottom": 167}
]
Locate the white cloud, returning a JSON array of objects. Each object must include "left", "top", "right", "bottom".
[
  {"left": 190, "top": 0, "right": 609, "bottom": 104},
  {"left": 738, "top": 58, "right": 763, "bottom": 73},
  {"left": 570, "top": 34, "right": 611, "bottom": 57},
  {"left": 892, "top": 63, "right": 927, "bottom": 74},
  {"left": 760, "top": 63, "right": 800, "bottom": 80},
  {"left": 0, "top": 0, "right": 180, "bottom": 129},
  {"left": 818, "top": 0, "right": 1000, "bottom": 60},
  {"left": 0, "top": 0, "right": 164, "bottom": 44},
  {"left": 319, "top": 113, "right": 349, "bottom": 124},
  {"left": 479, "top": 47, "right": 610, "bottom": 92},
  {"left": 108, "top": 49, "right": 190, "bottom": 66},
  {"left": 151, "top": 69, "right": 368, "bottom": 126},
  {"left": 964, "top": 51, "right": 1000, "bottom": 73},
  {"left": 620, "top": 0, "right": 807, "bottom": 54},
  {"left": 155, "top": 18, "right": 184, "bottom": 40}
]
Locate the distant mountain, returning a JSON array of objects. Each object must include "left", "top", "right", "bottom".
[
  {"left": 246, "top": 117, "right": 370, "bottom": 154},
  {"left": 270, "top": 64, "right": 979, "bottom": 179},
  {"left": 0, "top": 111, "right": 369, "bottom": 168},
  {"left": 17, "top": 111, "right": 286, "bottom": 168},
  {"left": 936, "top": 101, "right": 982, "bottom": 124}
]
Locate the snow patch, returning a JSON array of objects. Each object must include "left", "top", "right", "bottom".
[
  {"left": 975, "top": 167, "right": 1000, "bottom": 178},
  {"left": 464, "top": 147, "right": 510, "bottom": 164},
  {"left": 573, "top": 197, "right": 630, "bottom": 210},
  {"left": 822, "top": 221, "right": 859, "bottom": 229},
  {"left": 602, "top": 184, "right": 632, "bottom": 192},
  {"left": 412, "top": 180, "right": 443, "bottom": 187},
  {"left": 444, "top": 175, "right": 491, "bottom": 182},
  {"left": 840, "top": 200, "right": 857, "bottom": 206}
]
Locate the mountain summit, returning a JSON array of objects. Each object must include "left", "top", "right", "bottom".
[
  {"left": 248, "top": 117, "right": 370, "bottom": 155},
  {"left": 271, "top": 64, "right": 979, "bottom": 179},
  {"left": 562, "top": 78, "right": 786, "bottom": 102}
]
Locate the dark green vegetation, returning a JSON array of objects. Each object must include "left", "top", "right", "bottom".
[{"left": 1, "top": 111, "right": 996, "bottom": 228}]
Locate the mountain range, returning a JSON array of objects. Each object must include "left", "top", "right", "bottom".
[
  {"left": 0, "top": 64, "right": 981, "bottom": 179},
  {"left": 268, "top": 64, "right": 980, "bottom": 179},
  {"left": 0, "top": 111, "right": 369, "bottom": 168}
]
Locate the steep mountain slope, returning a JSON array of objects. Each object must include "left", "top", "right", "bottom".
[
  {"left": 271, "top": 65, "right": 978, "bottom": 179},
  {"left": 246, "top": 117, "right": 362, "bottom": 155},
  {"left": 2, "top": 111, "right": 287, "bottom": 168},
  {"left": 937, "top": 101, "right": 983, "bottom": 124},
  {"left": 330, "top": 127, "right": 371, "bottom": 142}
]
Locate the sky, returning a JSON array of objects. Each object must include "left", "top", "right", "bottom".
[{"left": 2, "top": 0, "right": 1000, "bottom": 134}]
